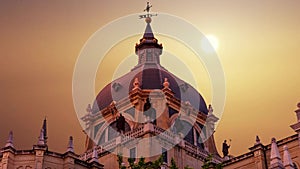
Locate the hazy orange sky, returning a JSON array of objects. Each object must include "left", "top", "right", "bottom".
[{"left": 0, "top": 0, "right": 300, "bottom": 156}]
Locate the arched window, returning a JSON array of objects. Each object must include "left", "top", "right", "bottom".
[
  {"left": 172, "top": 119, "right": 204, "bottom": 149},
  {"left": 182, "top": 121, "right": 194, "bottom": 144},
  {"left": 196, "top": 130, "right": 205, "bottom": 149},
  {"left": 98, "top": 121, "right": 130, "bottom": 145}
]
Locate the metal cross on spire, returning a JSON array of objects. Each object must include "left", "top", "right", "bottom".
[{"left": 139, "top": 1, "right": 157, "bottom": 20}]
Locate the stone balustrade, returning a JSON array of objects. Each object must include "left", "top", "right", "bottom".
[{"left": 79, "top": 123, "right": 221, "bottom": 163}]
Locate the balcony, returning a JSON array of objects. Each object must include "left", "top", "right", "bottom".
[{"left": 79, "top": 123, "right": 222, "bottom": 163}]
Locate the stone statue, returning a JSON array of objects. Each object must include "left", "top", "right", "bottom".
[
  {"left": 116, "top": 113, "right": 126, "bottom": 134},
  {"left": 143, "top": 98, "right": 156, "bottom": 124},
  {"left": 222, "top": 140, "right": 231, "bottom": 157}
]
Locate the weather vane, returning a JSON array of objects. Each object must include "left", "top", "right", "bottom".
[{"left": 139, "top": 1, "right": 157, "bottom": 19}]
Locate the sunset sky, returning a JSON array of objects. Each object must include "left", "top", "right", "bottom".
[{"left": 0, "top": 0, "right": 300, "bottom": 156}]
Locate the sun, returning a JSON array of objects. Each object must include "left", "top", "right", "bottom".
[
  {"left": 206, "top": 34, "right": 219, "bottom": 50},
  {"left": 201, "top": 34, "right": 219, "bottom": 53}
]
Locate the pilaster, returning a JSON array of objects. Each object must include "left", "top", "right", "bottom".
[
  {"left": 151, "top": 90, "right": 169, "bottom": 130},
  {"left": 33, "top": 147, "right": 46, "bottom": 169},
  {"left": 249, "top": 136, "right": 267, "bottom": 169},
  {"left": 1, "top": 147, "right": 15, "bottom": 169}
]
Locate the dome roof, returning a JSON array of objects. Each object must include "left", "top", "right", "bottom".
[
  {"left": 92, "top": 20, "right": 208, "bottom": 115},
  {"left": 92, "top": 65, "right": 208, "bottom": 114}
]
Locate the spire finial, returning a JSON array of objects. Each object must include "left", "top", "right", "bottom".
[
  {"left": 67, "top": 136, "right": 74, "bottom": 153},
  {"left": 134, "top": 2, "right": 162, "bottom": 67},
  {"left": 255, "top": 135, "right": 261, "bottom": 145},
  {"left": 42, "top": 117, "right": 47, "bottom": 144},
  {"left": 133, "top": 78, "right": 140, "bottom": 90},
  {"left": 208, "top": 104, "right": 213, "bottom": 114},
  {"left": 163, "top": 78, "right": 170, "bottom": 89},
  {"left": 37, "top": 128, "right": 45, "bottom": 146},
  {"left": 5, "top": 131, "right": 14, "bottom": 148},
  {"left": 270, "top": 138, "right": 284, "bottom": 169},
  {"left": 86, "top": 104, "right": 92, "bottom": 113},
  {"left": 283, "top": 145, "right": 294, "bottom": 169},
  {"left": 139, "top": 1, "right": 157, "bottom": 21}
]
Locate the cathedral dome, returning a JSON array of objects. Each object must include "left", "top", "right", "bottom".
[
  {"left": 91, "top": 18, "right": 208, "bottom": 115},
  {"left": 92, "top": 66, "right": 208, "bottom": 114}
]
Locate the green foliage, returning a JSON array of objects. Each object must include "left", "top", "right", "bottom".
[
  {"left": 152, "top": 155, "right": 164, "bottom": 168},
  {"left": 184, "top": 166, "right": 193, "bottom": 169},
  {"left": 201, "top": 154, "right": 213, "bottom": 169},
  {"left": 117, "top": 154, "right": 126, "bottom": 169},
  {"left": 215, "top": 163, "right": 223, "bottom": 169},
  {"left": 118, "top": 154, "right": 222, "bottom": 169},
  {"left": 201, "top": 154, "right": 223, "bottom": 169},
  {"left": 170, "top": 158, "right": 178, "bottom": 169},
  {"left": 128, "top": 157, "right": 136, "bottom": 168},
  {"left": 117, "top": 154, "right": 164, "bottom": 169},
  {"left": 137, "top": 157, "right": 146, "bottom": 167}
]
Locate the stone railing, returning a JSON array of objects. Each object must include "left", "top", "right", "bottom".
[
  {"left": 122, "top": 126, "right": 144, "bottom": 143},
  {"left": 79, "top": 146, "right": 103, "bottom": 160},
  {"left": 222, "top": 151, "right": 254, "bottom": 165},
  {"left": 184, "top": 141, "right": 198, "bottom": 155},
  {"left": 183, "top": 140, "right": 222, "bottom": 163},
  {"left": 79, "top": 126, "right": 146, "bottom": 160},
  {"left": 79, "top": 123, "right": 220, "bottom": 163},
  {"left": 102, "top": 137, "right": 117, "bottom": 150},
  {"left": 153, "top": 125, "right": 176, "bottom": 142}
]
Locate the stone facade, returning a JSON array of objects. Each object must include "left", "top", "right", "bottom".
[
  {"left": 0, "top": 147, "right": 103, "bottom": 169},
  {"left": 0, "top": 126, "right": 104, "bottom": 169}
]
